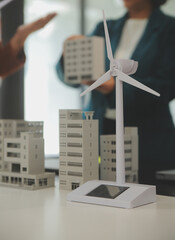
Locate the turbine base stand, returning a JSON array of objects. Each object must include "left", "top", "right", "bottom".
[{"left": 67, "top": 180, "right": 156, "bottom": 209}]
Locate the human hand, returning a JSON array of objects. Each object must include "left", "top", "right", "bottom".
[
  {"left": 82, "top": 76, "right": 115, "bottom": 94},
  {"left": 10, "top": 12, "right": 57, "bottom": 52}
]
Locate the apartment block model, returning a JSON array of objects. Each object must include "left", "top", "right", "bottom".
[
  {"left": 100, "top": 127, "right": 138, "bottom": 183},
  {"left": 64, "top": 36, "right": 104, "bottom": 84},
  {"left": 0, "top": 120, "right": 55, "bottom": 190},
  {"left": 59, "top": 109, "right": 99, "bottom": 190}
]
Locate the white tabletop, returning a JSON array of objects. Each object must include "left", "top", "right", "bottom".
[{"left": 0, "top": 178, "right": 175, "bottom": 240}]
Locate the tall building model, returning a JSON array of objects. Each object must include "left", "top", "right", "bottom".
[
  {"left": 0, "top": 120, "right": 55, "bottom": 190},
  {"left": 64, "top": 36, "right": 104, "bottom": 84},
  {"left": 59, "top": 110, "right": 99, "bottom": 190},
  {"left": 100, "top": 127, "right": 138, "bottom": 183}
]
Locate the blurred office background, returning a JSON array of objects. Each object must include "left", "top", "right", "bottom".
[{"left": 0, "top": 0, "right": 175, "bottom": 158}]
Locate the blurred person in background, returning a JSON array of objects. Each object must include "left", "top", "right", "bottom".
[{"left": 56, "top": 0, "right": 175, "bottom": 185}]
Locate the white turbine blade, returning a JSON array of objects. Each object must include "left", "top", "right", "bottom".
[
  {"left": 103, "top": 10, "right": 113, "bottom": 61},
  {"left": 0, "top": 0, "right": 13, "bottom": 9},
  {"left": 80, "top": 70, "right": 111, "bottom": 97},
  {"left": 117, "top": 70, "right": 160, "bottom": 97}
]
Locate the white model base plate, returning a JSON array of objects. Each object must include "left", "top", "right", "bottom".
[{"left": 67, "top": 180, "right": 156, "bottom": 208}]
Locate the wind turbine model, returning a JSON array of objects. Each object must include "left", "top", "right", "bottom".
[{"left": 67, "top": 11, "right": 160, "bottom": 208}]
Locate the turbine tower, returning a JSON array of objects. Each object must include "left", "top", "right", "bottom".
[{"left": 80, "top": 10, "right": 160, "bottom": 185}]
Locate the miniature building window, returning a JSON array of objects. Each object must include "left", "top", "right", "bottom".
[
  {"left": 60, "top": 133, "right": 66, "bottom": 138},
  {"left": 124, "top": 140, "right": 132, "bottom": 144},
  {"left": 60, "top": 171, "right": 66, "bottom": 175},
  {"left": 67, "top": 162, "right": 82, "bottom": 167},
  {"left": 11, "top": 177, "right": 21, "bottom": 184},
  {"left": 67, "top": 124, "right": 82, "bottom": 128},
  {"left": 112, "top": 159, "right": 116, "bottom": 163},
  {"left": 24, "top": 178, "right": 35, "bottom": 186},
  {"left": 81, "top": 74, "right": 92, "bottom": 80},
  {"left": 0, "top": 148, "right": 1, "bottom": 152},
  {"left": 17, "top": 131, "right": 20, "bottom": 137},
  {"left": 68, "top": 171, "right": 82, "bottom": 177},
  {"left": 67, "top": 133, "right": 82, "bottom": 138},
  {"left": 35, "top": 154, "right": 38, "bottom": 159},
  {"left": 69, "top": 112, "right": 82, "bottom": 120},
  {"left": 125, "top": 158, "right": 132, "bottom": 162},
  {"left": 17, "top": 123, "right": 26, "bottom": 127},
  {"left": 7, "top": 143, "right": 20, "bottom": 148},
  {"left": 60, "top": 143, "right": 66, "bottom": 147},
  {"left": 35, "top": 145, "right": 38, "bottom": 149},
  {"left": 24, "top": 145, "right": 26, "bottom": 149},
  {"left": 2, "top": 176, "right": 8, "bottom": 183},
  {"left": 11, "top": 177, "right": 14, "bottom": 183},
  {"left": 125, "top": 149, "right": 132, "bottom": 153},
  {"left": 22, "top": 167, "right": 27, "bottom": 172},
  {"left": 67, "top": 152, "right": 82, "bottom": 157},
  {"left": 12, "top": 163, "right": 20, "bottom": 173},
  {"left": 72, "top": 182, "right": 79, "bottom": 190},
  {"left": 24, "top": 155, "right": 26, "bottom": 159},
  {"left": 111, "top": 150, "right": 116, "bottom": 154},
  {"left": 60, "top": 152, "right": 66, "bottom": 156},
  {"left": 112, "top": 167, "right": 116, "bottom": 172},
  {"left": 39, "top": 178, "right": 47, "bottom": 186},
  {"left": 125, "top": 167, "right": 132, "bottom": 171},
  {"left": 67, "top": 143, "right": 82, "bottom": 148},
  {"left": 60, "top": 161, "right": 66, "bottom": 166},
  {"left": 7, "top": 152, "right": 20, "bottom": 158}
]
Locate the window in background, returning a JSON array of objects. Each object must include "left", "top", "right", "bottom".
[{"left": 24, "top": 0, "right": 80, "bottom": 156}]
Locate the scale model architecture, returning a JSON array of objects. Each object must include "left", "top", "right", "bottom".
[
  {"left": 100, "top": 127, "right": 138, "bottom": 183},
  {"left": 59, "top": 110, "right": 99, "bottom": 190},
  {"left": 64, "top": 36, "right": 104, "bottom": 84},
  {"left": 0, "top": 120, "right": 55, "bottom": 190}
]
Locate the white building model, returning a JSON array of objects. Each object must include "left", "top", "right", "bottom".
[
  {"left": 0, "top": 120, "right": 55, "bottom": 190},
  {"left": 64, "top": 36, "right": 104, "bottom": 84},
  {"left": 100, "top": 127, "right": 138, "bottom": 183},
  {"left": 59, "top": 109, "right": 99, "bottom": 190}
]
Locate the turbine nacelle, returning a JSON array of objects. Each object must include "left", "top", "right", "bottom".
[{"left": 110, "top": 59, "right": 138, "bottom": 76}]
